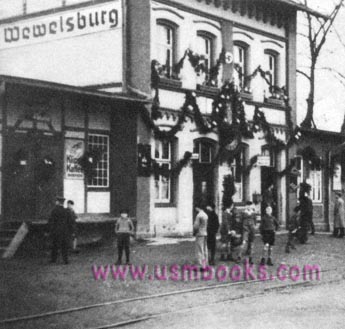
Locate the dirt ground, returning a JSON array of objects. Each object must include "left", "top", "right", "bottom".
[{"left": 0, "top": 233, "right": 344, "bottom": 328}]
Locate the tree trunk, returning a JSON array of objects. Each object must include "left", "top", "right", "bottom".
[{"left": 301, "top": 61, "right": 317, "bottom": 129}]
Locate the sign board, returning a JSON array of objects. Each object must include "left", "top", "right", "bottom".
[
  {"left": 0, "top": 1, "right": 122, "bottom": 50},
  {"left": 257, "top": 155, "right": 271, "bottom": 167},
  {"left": 65, "top": 139, "right": 84, "bottom": 179}
]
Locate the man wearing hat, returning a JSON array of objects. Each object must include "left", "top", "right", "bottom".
[
  {"left": 333, "top": 191, "right": 345, "bottom": 238},
  {"left": 48, "top": 196, "right": 74, "bottom": 264}
]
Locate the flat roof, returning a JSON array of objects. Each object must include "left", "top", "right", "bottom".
[{"left": 0, "top": 75, "right": 151, "bottom": 104}]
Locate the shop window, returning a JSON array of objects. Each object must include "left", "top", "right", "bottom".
[
  {"left": 234, "top": 41, "right": 249, "bottom": 91},
  {"left": 231, "top": 151, "right": 244, "bottom": 203},
  {"left": 196, "top": 31, "right": 215, "bottom": 83},
  {"left": 87, "top": 134, "right": 109, "bottom": 188},
  {"left": 309, "top": 162, "right": 322, "bottom": 203},
  {"left": 264, "top": 49, "right": 279, "bottom": 87},
  {"left": 154, "top": 140, "right": 172, "bottom": 202},
  {"left": 155, "top": 20, "right": 177, "bottom": 79}
]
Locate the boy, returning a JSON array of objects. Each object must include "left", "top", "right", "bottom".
[
  {"left": 193, "top": 205, "right": 208, "bottom": 270},
  {"left": 286, "top": 207, "right": 299, "bottom": 253},
  {"left": 206, "top": 203, "right": 219, "bottom": 265},
  {"left": 115, "top": 209, "right": 134, "bottom": 265},
  {"left": 259, "top": 206, "right": 279, "bottom": 266},
  {"left": 66, "top": 200, "right": 78, "bottom": 253},
  {"left": 219, "top": 204, "right": 232, "bottom": 261},
  {"left": 240, "top": 201, "right": 256, "bottom": 265},
  {"left": 229, "top": 208, "right": 243, "bottom": 263}
]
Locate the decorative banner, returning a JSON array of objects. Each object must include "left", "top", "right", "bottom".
[
  {"left": 65, "top": 139, "right": 84, "bottom": 179},
  {"left": 333, "top": 162, "right": 342, "bottom": 191},
  {"left": 138, "top": 144, "right": 152, "bottom": 177}
]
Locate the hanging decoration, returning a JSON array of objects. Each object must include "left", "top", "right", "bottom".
[
  {"left": 78, "top": 148, "right": 103, "bottom": 179},
  {"left": 35, "top": 156, "right": 56, "bottom": 183}
]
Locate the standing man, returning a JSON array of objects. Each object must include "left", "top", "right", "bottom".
[
  {"left": 66, "top": 200, "right": 78, "bottom": 252},
  {"left": 49, "top": 196, "right": 73, "bottom": 264},
  {"left": 206, "top": 203, "right": 219, "bottom": 265},
  {"left": 194, "top": 205, "right": 208, "bottom": 270},
  {"left": 296, "top": 190, "right": 313, "bottom": 243},
  {"left": 333, "top": 192, "right": 345, "bottom": 238}
]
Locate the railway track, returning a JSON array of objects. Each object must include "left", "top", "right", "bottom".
[{"left": 0, "top": 264, "right": 344, "bottom": 328}]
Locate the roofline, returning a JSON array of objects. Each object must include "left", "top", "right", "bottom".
[
  {"left": 0, "top": 75, "right": 151, "bottom": 104},
  {"left": 275, "top": 0, "right": 329, "bottom": 19},
  {"left": 300, "top": 127, "right": 345, "bottom": 139}
]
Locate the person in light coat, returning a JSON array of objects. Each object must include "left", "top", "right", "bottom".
[
  {"left": 193, "top": 205, "right": 208, "bottom": 270},
  {"left": 333, "top": 192, "right": 345, "bottom": 238}
]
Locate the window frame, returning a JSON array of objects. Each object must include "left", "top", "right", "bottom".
[
  {"left": 194, "top": 140, "right": 214, "bottom": 164},
  {"left": 309, "top": 159, "right": 323, "bottom": 203},
  {"left": 264, "top": 49, "right": 279, "bottom": 88},
  {"left": 234, "top": 41, "right": 250, "bottom": 91},
  {"left": 196, "top": 31, "right": 216, "bottom": 82},
  {"left": 155, "top": 19, "right": 178, "bottom": 79},
  {"left": 87, "top": 133, "right": 110, "bottom": 189},
  {"left": 154, "top": 140, "right": 172, "bottom": 203}
]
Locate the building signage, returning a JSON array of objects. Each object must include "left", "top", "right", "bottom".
[
  {"left": 0, "top": 1, "right": 122, "bottom": 50},
  {"left": 65, "top": 139, "right": 85, "bottom": 179},
  {"left": 257, "top": 155, "right": 271, "bottom": 167}
]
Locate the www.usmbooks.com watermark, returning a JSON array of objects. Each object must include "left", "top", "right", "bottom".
[{"left": 92, "top": 263, "right": 321, "bottom": 282}]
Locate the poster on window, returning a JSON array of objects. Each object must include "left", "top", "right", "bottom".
[
  {"left": 333, "top": 163, "right": 342, "bottom": 191},
  {"left": 65, "top": 139, "right": 85, "bottom": 179}
]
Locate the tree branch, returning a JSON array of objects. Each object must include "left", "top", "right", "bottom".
[{"left": 296, "top": 69, "right": 311, "bottom": 81}]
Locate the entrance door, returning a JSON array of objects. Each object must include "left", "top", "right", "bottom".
[
  {"left": 261, "top": 163, "right": 277, "bottom": 217},
  {"left": 193, "top": 140, "right": 215, "bottom": 218},
  {"left": 4, "top": 130, "right": 63, "bottom": 221}
]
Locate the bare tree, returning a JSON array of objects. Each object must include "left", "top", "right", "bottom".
[{"left": 298, "top": 0, "right": 344, "bottom": 129}]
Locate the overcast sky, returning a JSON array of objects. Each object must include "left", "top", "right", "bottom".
[{"left": 296, "top": 0, "right": 345, "bottom": 131}]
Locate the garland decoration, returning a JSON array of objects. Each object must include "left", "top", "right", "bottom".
[
  {"left": 35, "top": 156, "right": 56, "bottom": 183},
  {"left": 252, "top": 106, "right": 286, "bottom": 152},
  {"left": 78, "top": 148, "right": 103, "bottom": 179}
]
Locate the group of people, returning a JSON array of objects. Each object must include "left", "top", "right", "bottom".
[
  {"left": 193, "top": 201, "right": 281, "bottom": 269},
  {"left": 193, "top": 191, "right": 320, "bottom": 271},
  {"left": 48, "top": 197, "right": 77, "bottom": 264}
]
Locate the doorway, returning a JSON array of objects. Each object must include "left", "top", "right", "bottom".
[{"left": 3, "top": 130, "right": 63, "bottom": 221}]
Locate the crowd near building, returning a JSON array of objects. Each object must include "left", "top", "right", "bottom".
[{"left": 0, "top": 0, "right": 342, "bottom": 238}]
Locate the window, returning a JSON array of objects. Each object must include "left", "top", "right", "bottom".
[
  {"left": 234, "top": 44, "right": 248, "bottom": 90},
  {"left": 156, "top": 21, "right": 176, "bottom": 78},
  {"left": 154, "top": 140, "right": 171, "bottom": 202},
  {"left": 196, "top": 32, "right": 215, "bottom": 81},
  {"left": 265, "top": 50, "right": 278, "bottom": 87},
  {"left": 87, "top": 134, "right": 109, "bottom": 188},
  {"left": 262, "top": 147, "right": 276, "bottom": 167},
  {"left": 26, "top": 0, "right": 62, "bottom": 14},
  {"left": 295, "top": 156, "right": 303, "bottom": 197},
  {"left": 194, "top": 140, "right": 213, "bottom": 164},
  {"left": 309, "top": 162, "right": 322, "bottom": 203},
  {"left": 231, "top": 151, "right": 244, "bottom": 203}
]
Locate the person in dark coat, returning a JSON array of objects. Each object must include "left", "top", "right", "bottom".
[
  {"left": 259, "top": 206, "right": 279, "bottom": 266},
  {"left": 333, "top": 192, "right": 345, "bottom": 238},
  {"left": 285, "top": 207, "right": 299, "bottom": 253},
  {"left": 206, "top": 203, "right": 220, "bottom": 265},
  {"left": 49, "top": 196, "right": 73, "bottom": 264},
  {"left": 296, "top": 192, "right": 313, "bottom": 244},
  {"left": 66, "top": 200, "right": 78, "bottom": 252}
]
